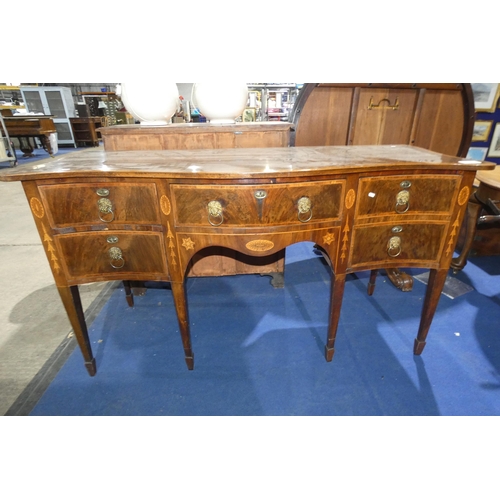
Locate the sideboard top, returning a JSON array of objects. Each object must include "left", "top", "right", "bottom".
[{"left": 0, "top": 145, "right": 495, "bottom": 182}]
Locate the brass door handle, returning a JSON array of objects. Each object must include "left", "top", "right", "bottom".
[
  {"left": 297, "top": 196, "right": 312, "bottom": 222},
  {"left": 207, "top": 200, "right": 223, "bottom": 226},
  {"left": 97, "top": 197, "right": 115, "bottom": 222},
  {"left": 108, "top": 246, "right": 125, "bottom": 269},
  {"left": 387, "top": 236, "right": 402, "bottom": 257},
  {"left": 395, "top": 190, "right": 410, "bottom": 214}
]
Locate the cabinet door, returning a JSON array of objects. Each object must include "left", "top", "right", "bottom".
[
  {"left": 45, "top": 90, "right": 68, "bottom": 118},
  {"left": 22, "top": 90, "right": 46, "bottom": 114}
]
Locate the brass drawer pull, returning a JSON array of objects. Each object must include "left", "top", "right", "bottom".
[
  {"left": 108, "top": 246, "right": 125, "bottom": 269},
  {"left": 387, "top": 236, "right": 402, "bottom": 257},
  {"left": 97, "top": 197, "right": 115, "bottom": 222},
  {"left": 207, "top": 200, "right": 223, "bottom": 226},
  {"left": 395, "top": 190, "right": 410, "bottom": 214},
  {"left": 297, "top": 196, "right": 312, "bottom": 223}
]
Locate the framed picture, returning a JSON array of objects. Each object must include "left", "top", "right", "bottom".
[
  {"left": 466, "top": 147, "right": 488, "bottom": 161},
  {"left": 242, "top": 108, "right": 256, "bottom": 122},
  {"left": 488, "top": 123, "right": 500, "bottom": 158},
  {"left": 472, "top": 120, "right": 494, "bottom": 142},
  {"left": 471, "top": 83, "right": 500, "bottom": 112}
]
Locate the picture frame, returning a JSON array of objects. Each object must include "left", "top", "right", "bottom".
[
  {"left": 471, "top": 83, "right": 500, "bottom": 112},
  {"left": 242, "top": 108, "right": 256, "bottom": 122},
  {"left": 487, "top": 123, "right": 500, "bottom": 158},
  {"left": 472, "top": 120, "right": 494, "bottom": 142},
  {"left": 466, "top": 147, "right": 488, "bottom": 162}
]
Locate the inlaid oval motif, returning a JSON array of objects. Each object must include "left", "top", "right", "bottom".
[
  {"left": 458, "top": 186, "right": 470, "bottom": 206},
  {"left": 30, "top": 197, "right": 44, "bottom": 218},
  {"left": 345, "top": 189, "right": 356, "bottom": 209},
  {"left": 160, "top": 195, "right": 171, "bottom": 215},
  {"left": 246, "top": 239, "right": 275, "bottom": 252}
]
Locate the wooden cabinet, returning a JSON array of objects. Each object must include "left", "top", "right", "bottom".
[
  {"left": 99, "top": 122, "right": 291, "bottom": 151},
  {"left": 20, "top": 86, "right": 77, "bottom": 146},
  {"left": 70, "top": 117, "right": 105, "bottom": 147},
  {"left": 0, "top": 145, "right": 493, "bottom": 376}
]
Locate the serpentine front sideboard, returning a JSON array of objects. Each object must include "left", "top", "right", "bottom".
[{"left": 0, "top": 145, "right": 494, "bottom": 376}]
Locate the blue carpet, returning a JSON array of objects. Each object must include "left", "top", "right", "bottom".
[{"left": 29, "top": 242, "right": 500, "bottom": 415}]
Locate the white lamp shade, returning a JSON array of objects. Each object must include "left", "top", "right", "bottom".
[
  {"left": 119, "top": 82, "right": 180, "bottom": 125},
  {"left": 193, "top": 83, "right": 248, "bottom": 123}
]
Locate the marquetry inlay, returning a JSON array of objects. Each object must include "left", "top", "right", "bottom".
[
  {"left": 341, "top": 219, "right": 350, "bottom": 262},
  {"left": 458, "top": 186, "right": 470, "bottom": 206},
  {"left": 160, "top": 195, "right": 171, "bottom": 215},
  {"left": 345, "top": 189, "right": 356, "bottom": 209},
  {"left": 445, "top": 215, "right": 461, "bottom": 256},
  {"left": 42, "top": 225, "right": 60, "bottom": 273},
  {"left": 246, "top": 239, "right": 275, "bottom": 252},
  {"left": 323, "top": 232, "right": 335, "bottom": 246},
  {"left": 30, "top": 197, "right": 44, "bottom": 219},
  {"left": 166, "top": 222, "right": 178, "bottom": 268},
  {"left": 181, "top": 237, "right": 195, "bottom": 251}
]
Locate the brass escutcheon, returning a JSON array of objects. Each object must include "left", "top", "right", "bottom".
[
  {"left": 207, "top": 200, "right": 223, "bottom": 226},
  {"left": 96, "top": 188, "right": 110, "bottom": 197},
  {"left": 107, "top": 236, "right": 119, "bottom": 244},
  {"left": 392, "top": 226, "right": 403, "bottom": 233},
  {"left": 400, "top": 180, "right": 412, "bottom": 189},
  {"left": 108, "top": 246, "right": 125, "bottom": 269},
  {"left": 254, "top": 190, "right": 267, "bottom": 200},
  {"left": 395, "top": 190, "right": 410, "bottom": 214},
  {"left": 297, "top": 196, "right": 312, "bottom": 222},
  {"left": 387, "top": 236, "right": 402, "bottom": 257}
]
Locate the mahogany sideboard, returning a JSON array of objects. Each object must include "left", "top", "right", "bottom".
[
  {"left": 100, "top": 122, "right": 292, "bottom": 281},
  {"left": 0, "top": 145, "right": 493, "bottom": 376}
]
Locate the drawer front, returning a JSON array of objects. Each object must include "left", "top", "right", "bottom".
[
  {"left": 348, "top": 222, "right": 447, "bottom": 269},
  {"left": 55, "top": 231, "right": 168, "bottom": 280},
  {"left": 171, "top": 181, "right": 345, "bottom": 227},
  {"left": 356, "top": 175, "right": 460, "bottom": 218},
  {"left": 39, "top": 182, "right": 161, "bottom": 228}
]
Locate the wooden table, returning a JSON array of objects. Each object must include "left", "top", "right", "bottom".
[
  {"left": 0, "top": 145, "right": 493, "bottom": 376},
  {"left": 2, "top": 115, "right": 57, "bottom": 157},
  {"left": 451, "top": 166, "right": 500, "bottom": 272}
]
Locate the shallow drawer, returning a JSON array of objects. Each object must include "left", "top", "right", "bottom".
[
  {"left": 38, "top": 182, "right": 161, "bottom": 228},
  {"left": 54, "top": 231, "right": 168, "bottom": 281},
  {"left": 348, "top": 222, "right": 447, "bottom": 269},
  {"left": 356, "top": 175, "right": 460, "bottom": 218},
  {"left": 171, "top": 180, "right": 345, "bottom": 227}
]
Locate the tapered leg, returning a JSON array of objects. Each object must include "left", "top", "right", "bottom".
[
  {"left": 414, "top": 268, "right": 448, "bottom": 355},
  {"left": 367, "top": 269, "right": 378, "bottom": 296},
  {"left": 122, "top": 280, "right": 134, "bottom": 307},
  {"left": 57, "top": 285, "right": 96, "bottom": 376},
  {"left": 171, "top": 281, "right": 194, "bottom": 370},
  {"left": 325, "top": 273, "right": 346, "bottom": 362}
]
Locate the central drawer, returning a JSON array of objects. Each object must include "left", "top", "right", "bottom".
[
  {"left": 38, "top": 181, "right": 161, "bottom": 228},
  {"left": 54, "top": 231, "right": 169, "bottom": 281},
  {"left": 171, "top": 180, "right": 345, "bottom": 227}
]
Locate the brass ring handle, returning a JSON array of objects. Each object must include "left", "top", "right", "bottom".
[
  {"left": 387, "top": 236, "right": 402, "bottom": 257},
  {"left": 207, "top": 200, "right": 223, "bottom": 226},
  {"left": 297, "top": 196, "right": 312, "bottom": 223},
  {"left": 109, "top": 247, "right": 125, "bottom": 269},
  {"left": 98, "top": 197, "right": 115, "bottom": 222},
  {"left": 395, "top": 190, "right": 410, "bottom": 214}
]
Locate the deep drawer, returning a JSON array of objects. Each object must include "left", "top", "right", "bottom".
[
  {"left": 54, "top": 231, "right": 169, "bottom": 281},
  {"left": 38, "top": 182, "right": 161, "bottom": 228},
  {"left": 355, "top": 174, "right": 461, "bottom": 218},
  {"left": 171, "top": 180, "right": 345, "bottom": 227},
  {"left": 348, "top": 222, "right": 448, "bottom": 269}
]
